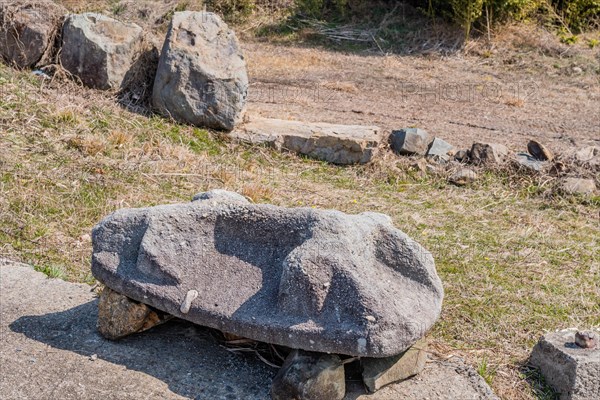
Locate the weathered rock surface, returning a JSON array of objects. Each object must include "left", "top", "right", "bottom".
[
  {"left": 91, "top": 190, "right": 443, "bottom": 357},
  {"left": 390, "top": 128, "right": 429, "bottom": 156},
  {"left": 449, "top": 168, "right": 478, "bottom": 186},
  {"left": 97, "top": 286, "right": 171, "bottom": 340},
  {"left": 515, "top": 153, "right": 545, "bottom": 172},
  {"left": 527, "top": 140, "right": 554, "bottom": 161},
  {"left": 60, "top": 13, "right": 143, "bottom": 90},
  {"left": 559, "top": 178, "right": 597, "bottom": 195},
  {"left": 271, "top": 350, "right": 345, "bottom": 400},
  {"left": 230, "top": 117, "right": 381, "bottom": 165},
  {"left": 470, "top": 142, "right": 509, "bottom": 165},
  {"left": 153, "top": 11, "right": 248, "bottom": 131},
  {"left": 0, "top": 1, "right": 65, "bottom": 68},
  {"left": 529, "top": 329, "right": 600, "bottom": 400},
  {"left": 362, "top": 339, "right": 427, "bottom": 393},
  {"left": 426, "top": 137, "right": 454, "bottom": 161}
]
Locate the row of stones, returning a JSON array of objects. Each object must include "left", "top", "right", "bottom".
[
  {"left": 1, "top": 2, "right": 248, "bottom": 131},
  {"left": 392, "top": 127, "right": 599, "bottom": 195}
]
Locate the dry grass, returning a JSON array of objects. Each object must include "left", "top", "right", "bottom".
[{"left": 1, "top": 64, "right": 598, "bottom": 399}]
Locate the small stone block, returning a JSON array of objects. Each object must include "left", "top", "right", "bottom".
[
  {"left": 361, "top": 339, "right": 428, "bottom": 393},
  {"left": 530, "top": 329, "right": 600, "bottom": 400}
]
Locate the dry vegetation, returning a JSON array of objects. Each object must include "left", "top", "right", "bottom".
[{"left": 1, "top": 1, "right": 599, "bottom": 399}]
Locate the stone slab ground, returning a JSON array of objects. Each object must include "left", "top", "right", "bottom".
[{"left": 0, "top": 260, "right": 498, "bottom": 399}]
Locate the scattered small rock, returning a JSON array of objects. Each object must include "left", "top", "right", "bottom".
[
  {"left": 390, "top": 128, "right": 430, "bottom": 156},
  {"left": 89, "top": 354, "right": 98, "bottom": 361},
  {"left": 575, "top": 145, "right": 600, "bottom": 168},
  {"left": 454, "top": 149, "right": 469, "bottom": 163},
  {"left": 361, "top": 339, "right": 427, "bottom": 393},
  {"left": 153, "top": 11, "right": 248, "bottom": 131},
  {"left": 514, "top": 153, "right": 545, "bottom": 172},
  {"left": 97, "top": 287, "right": 171, "bottom": 340},
  {"left": 271, "top": 349, "right": 345, "bottom": 400},
  {"left": 0, "top": 0, "right": 66, "bottom": 68},
  {"left": 470, "top": 143, "right": 509, "bottom": 166},
  {"left": 527, "top": 140, "right": 554, "bottom": 161},
  {"left": 559, "top": 177, "right": 597, "bottom": 195},
  {"left": 61, "top": 13, "right": 143, "bottom": 90},
  {"left": 449, "top": 169, "right": 478, "bottom": 186},
  {"left": 426, "top": 137, "right": 455, "bottom": 162},
  {"left": 575, "top": 331, "right": 598, "bottom": 349},
  {"left": 530, "top": 329, "right": 600, "bottom": 400}
]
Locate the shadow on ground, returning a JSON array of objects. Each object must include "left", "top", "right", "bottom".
[{"left": 10, "top": 300, "right": 276, "bottom": 400}]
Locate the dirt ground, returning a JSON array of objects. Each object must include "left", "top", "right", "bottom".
[{"left": 242, "top": 27, "right": 599, "bottom": 154}]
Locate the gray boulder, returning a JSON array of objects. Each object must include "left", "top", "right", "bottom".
[
  {"left": 470, "top": 142, "right": 509, "bottom": 166},
  {"left": 515, "top": 153, "right": 545, "bottom": 172},
  {"left": 0, "top": 1, "right": 66, "bottom": 68},
  {"left": 152, "top": 12, "right": 248, "bottom": 131},
  {"left": 390, "top": 128, "right": 429, "bottom": 156},
  {"left": 230, "top": 117, "right": 381, "bottom": 165},
  {"left": 530, "top": 329, "right": 600, "bottom": 400},
  {"left": 91, "top": 190, "right": 443, "bottom": 357},
  {"left": 426, "top": 137, "right": 455, "bottom": 161},
  {"left": 60, "top": 13, "right": 143, "bottom": 90}
]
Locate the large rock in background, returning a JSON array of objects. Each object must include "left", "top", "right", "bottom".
[
  {"left": 91, "top": 190, "right": 443, "bottom": 357},
  {"left": 0, "top": 1, "right": 66, "bottom": 68},
  {"left": 152, "top": 12, "right": 248, "bottom": 131},
  {"left": 230, "top": 117, "right": 381, "bottom": 164},
  {"left": 60, "top": 13, "right": 143, "bottom": 90}
]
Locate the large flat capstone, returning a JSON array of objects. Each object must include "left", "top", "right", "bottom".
[
  {"left": 230, "top": 117, "right": 381, "bottom": 164},
  {"left": 91, "top": 190, "right": 443, "bottom": 357}
]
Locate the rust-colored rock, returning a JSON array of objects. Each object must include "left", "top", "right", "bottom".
[{"left": 97, "top": 286, "right": 170, "bottom": 340}]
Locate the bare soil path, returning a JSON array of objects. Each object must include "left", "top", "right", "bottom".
[{"left": 243, "top": 34, "right": 599, "bottom": 154}]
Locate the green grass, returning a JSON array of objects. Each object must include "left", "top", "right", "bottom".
[{"left": 0, "top": 64, "right": 598, "bottom": 399}]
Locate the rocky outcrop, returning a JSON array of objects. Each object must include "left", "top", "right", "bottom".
[
  {"left": 152, "top": 12, "right": 248, "bottom": 131},
  {"left": 60, "top": 13, "right": 143, "bottom": 90},
  {"left": 230, "top": 117, "right": 381, "bottom": 165},
  {"left": 91, "top": 190, "right": 443, "bottom": 357},
  {"left": 0, "top": 1, "right": 65, "bottom": 68}
]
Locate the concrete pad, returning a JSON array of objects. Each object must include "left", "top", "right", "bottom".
[
  {"left": 229, "top": 117, "right": 381, "bottom": 164},
  {"left": 0, "top": 260, "right": 499, "bottom": 399}
]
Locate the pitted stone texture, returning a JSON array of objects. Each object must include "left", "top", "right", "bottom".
[
  {"left": 271, "top": 350, "right": 345, "bottom": 400},
  {"left": 0, "top": 1, "right": 65, "bottom": 68},
  {"left": 390, "top": 128, "right": 429, "bottom": 156},
  {"left": 91, "top": 192, "right": 443, "bottom": 357},
  {"left": 530, "top": 329, "right": 600, "bottom": 400},
  {"left": 97, "top": 286, "right": 170, "bottom": 340},
  {"left": 230, "top": 117, "right": 381, "bottom": 165},
  {"left": 60, "top": 13, "right": 143, "bottom": 90},
  {"left": 153, "top": 12, "right": 248, "bottom": 131},
  {"left": 192, "top": 189, "right": 249, "bottom": 204}
]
